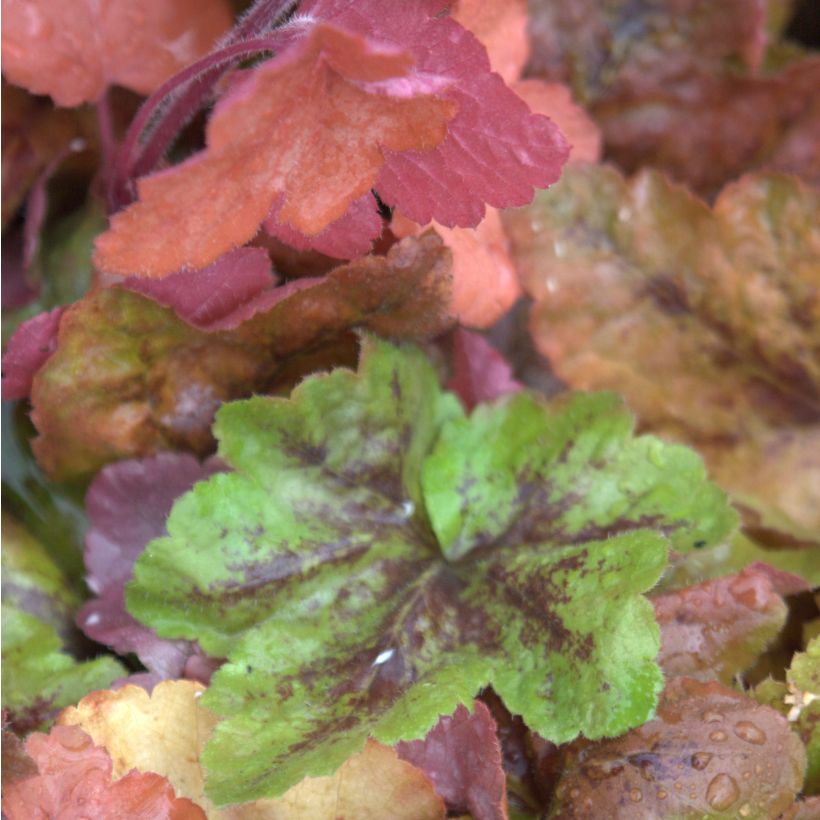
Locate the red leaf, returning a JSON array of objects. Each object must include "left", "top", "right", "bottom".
[
  {"left": 1, "top": 306, "right": 65, "bottom": 401},
  {"left": 94, "top": 22, "right": 456, "bottom": 277},
  {"left": 123, "top": 247, "right": 279, "bottom": 331},
  {"left": 300, "top": 0, "right": 569, "bottom": 227},
  {"left": 78, "top": 454, "right": 222, "bottom": 681},
  {"left": 448, "top": 329, "right": 522, "bottom": 411},
  {"left": 1, "top": 0, "right": 232, "bottom": 107},
  {"left": 0, "top": 724, "right": 205, "bottom": 820},
  {"left": 396, "top": 700, "right": 508, "bottom": 820}
]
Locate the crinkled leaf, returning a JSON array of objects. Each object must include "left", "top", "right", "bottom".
[
  {"left": 527, "top": 0, "right": 820, "bottom": 194},
  {"left": 506, "top": 166, "right": 820, "bottom": 547},
  {"left": 60, "top": 681, "right": 446, "bottom": 819},
  {"left": 78, "top": 454, "right": 222, "bottom": 681},
  {"left": 0, "top": 724, "right": 205, "bottom": 819},
  {"left": 1, "top": 0, "right": 232, "bottom": 106},
  {"left": 94, "top": 22, "right": 456, "bottom": 276},
  {"left": 31, "top": 232, "right": 451, "bottom": 479},
  {"left": 549, "top": 677, "right": 806, "bottom": 819},
  {"left": 1, "top": 603, "right": 124, "bottom": 734},
  {"left": 654, "top": 563, "right": 808, "bottom": 685},
  {"left": 396, "top": 700, "right": 507, "bottom": 820},
  {"left": 755, "top": 637, "right": 820, "bottom": 793},
  {"left": 127, "top": 336, "right": 734, "bottom": 803},
  {"left": 447, "top": 329, "right": 522, "bottom": 412}
]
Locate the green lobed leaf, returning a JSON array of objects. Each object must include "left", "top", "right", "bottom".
[
  {"left": 2, "top": 603, "right": 124, "bottom": 734},
  {"left": 127, "top": 336, "right": 736, "bottom": 803}
]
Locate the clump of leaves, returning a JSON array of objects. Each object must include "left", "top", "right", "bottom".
[{"left": 125, "top": 335, "right": 734, "bottom": 802}]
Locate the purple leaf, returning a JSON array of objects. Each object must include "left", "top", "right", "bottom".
[
  {"left": 396, "top": 701, "right": 508, "bottom": 820},
  {"left": 78, "top": 453, "right": 223, "bottom": 681}
]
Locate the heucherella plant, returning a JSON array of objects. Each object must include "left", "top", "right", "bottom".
[{"left": 126, "top": 335, "right": 736, "bottom": 803}]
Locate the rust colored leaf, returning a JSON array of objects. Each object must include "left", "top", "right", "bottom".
[
  {"left": 654, "top": 563, "right": 809, "bottom": 685},
  {"left": 1, "top": 0, "right": 232, "bottom": 106},
  {"left": 94, "top": 23, "right": 456, "bottom": 277},
  {"left": 0, "top": 724, "right": 205, "bottom": 819},
  {"left": 396, "top": 700, "right": 508, "bottom": 820},
  {"left": 549, "top": 677, "right": 806, "bottom": 819},
  {"left": 506, "top": 166, "right": 820, "bottom": 546},
  {"left": 59, "top": 681, "right": 446, "bottom": 819},
  {"left": 31, "top": 233, "right": 451, "bottom": 479}
]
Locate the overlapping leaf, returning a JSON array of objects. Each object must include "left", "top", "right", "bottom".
[
  {"left": 30, "top": 233, "right": 452, "bottom": 479},
  {"left": 1, "top": 724, "right": 205, "bottom": 819},
  {"left": 126, "top": 336, "right": 734, "bottom": 802},
  {"left": 653, "top": 563, "right": 808, "bottom": 684},
  {"left": 505, "top": 166, "right": 820, "bottom": 547},
  {"left": 548, "top": 677, "right": 806, "bottom": 819},
  {"left": 59, "top": 681, "right": 447, "bottom": 819},
  {"left": 1, "top": 0, "right": 232, "bottom": 106},
  {"left": 94, "top": 0, "right": 568, "bottom": 275}
]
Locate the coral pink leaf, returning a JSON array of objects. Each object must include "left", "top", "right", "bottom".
[
  {"left": 78, "top": 453, "right": 223, "bottom": 680},
  {"left": 1, "top": 0, "right": 232, "bottom": 107},
  {"left": 93, "top": 22, "right": 456, "bottom": 277},
  {"left": 396, "top": 701, "right": 508, "bottom": 820},
  {"left": 1, "top": 724, "right": 205, "bottom": 820},
  {"left": 1, "top": 306, "right": 65, "bottom": 401},
  {"left": 448, "top": 329, "right": 522, "bottom": 412}
]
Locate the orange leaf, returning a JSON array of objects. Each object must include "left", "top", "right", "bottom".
[
  {"left": 452, "top": 0, "right": 529, "bottom": 84},
  {"left": 1, "top": 724, "right": 205, "bottom": 819},
  {"left": 94, "top": 23, "right": 455, "bottom": 277},
  {"left": 1, "top": 0, "right": 232, "bottom": 107}
]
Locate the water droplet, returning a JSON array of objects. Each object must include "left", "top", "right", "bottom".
[
  {"left": 706, "top": 774, "right": 740, "bottom": 811},
  {"left": 691, "top": 752, "right": 713, "bottom": 770},
  {"left": 629, "top": 788, "right": 642, "bottom": 803},
  {"left": 674, "top": 782, "right": 683, "bottom": 791},
  {"left": 742, "top": 771, "right": 751, "bottom": 781},
  {"left": 371, "top": 648, "right": 395, "bottom": 666},
  {"left": 703, "top": 710, "right": 724, "bottom": 723},
  {"left": 569, "top": 788, "right": 580, "bottom": 800},
  {"left": 739, "top": 804, "right": 752, "bottom": 817},
  {"left": 399, "top": 500, "right": 415, "bottom": 519},
  {"left": 709, "top": 730, "right": 728, "bottom": 742},
  {"left": 734, "top": 721, "right": 766, "bottom": 745},
  {"left": 657, "top": 789, "right": 667, "bottom": 800}
]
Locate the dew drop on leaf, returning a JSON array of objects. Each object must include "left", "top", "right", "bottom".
[{"left": 706, "top": 773, "right": 740, "bottom": 811}]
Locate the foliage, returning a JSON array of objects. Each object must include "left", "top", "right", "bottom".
[{"left": 1, "top": 0, "right": 817, "bottom": 815}]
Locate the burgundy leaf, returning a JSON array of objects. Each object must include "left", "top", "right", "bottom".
[
  {"left": 1, "top": 307, "right": 65, "bottom": 401},
  {"left": 447, "top": 328, "right": 522, "bottom": 412},
  {"left": 78, "top": 453, "right": 223, "bottom": 681},
  {"left": 396, "top": 700, "right": 508, "bottom": 820}
]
